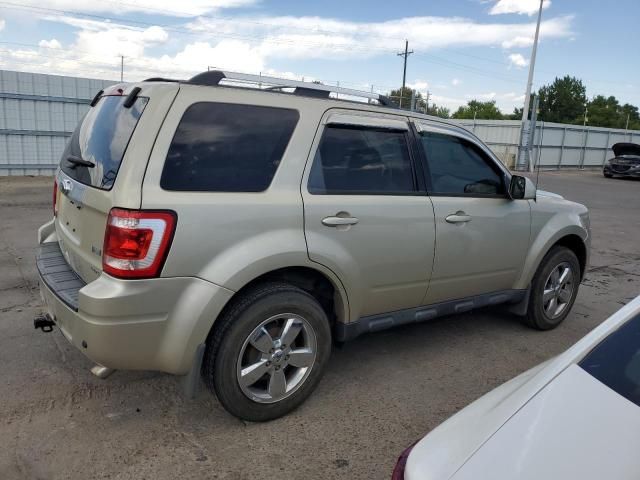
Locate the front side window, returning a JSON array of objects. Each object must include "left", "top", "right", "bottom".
[
  {"left": 308, "top": 125, "right": 415, "bottom": 194},
  {"left": 418, "top": 131, "right": 505, "bottom": 196},
  {"left": 161, "top": 102, "right": 299, "bottom": 192},
  {"left": 579, "top": 313, "right": 640, "bottom": 408}
]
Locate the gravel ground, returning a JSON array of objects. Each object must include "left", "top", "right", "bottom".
[{"left": 0, "top": 171, "right": 638, "bottom": 480}]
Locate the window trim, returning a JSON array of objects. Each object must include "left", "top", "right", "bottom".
[
  {"left": 412, "top": 121, "right": 510, "bottom": 199},
  {"left": 307, "top": 122, "right": 424, "bottom": 196},
  {"left": 159, "top": 101, "right": 300, "bottom": 193}
]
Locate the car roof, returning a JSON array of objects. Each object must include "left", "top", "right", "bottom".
[{"left": 140, "top": 69, "right": 466, "bottom": 132}]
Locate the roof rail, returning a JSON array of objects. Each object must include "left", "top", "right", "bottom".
[{"left": 187, "top": 70, "right": 391, "bottom": 106}]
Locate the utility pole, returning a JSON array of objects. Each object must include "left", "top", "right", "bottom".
[
  {"left": 425, "top": 90, "right": 431, "bottom": 114},
  {"left": 520, "top": 0, "right": 544, "bottom": 172},
  {"left": 120, "top": 55, "right": 124, "bottom": 82},
  {"left": 397, "top": 40, "right": 413, "bottom": 109},
  {"left": 583, "top": 103, "right": 588, "bottom": 127}
]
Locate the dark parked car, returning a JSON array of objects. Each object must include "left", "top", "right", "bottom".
[{"left": 603, "top": 143, "right": 640, "bottom": 178}]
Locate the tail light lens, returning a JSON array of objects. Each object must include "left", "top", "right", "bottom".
[
  {"left": 391, "top": 441, "right": 418, "bottom": 480},
  {"left": 53, "top": 179, "right": 58, "bottom": 217},
  {"left": 102, "top": 208, "right": 177, "bottom": 279}
]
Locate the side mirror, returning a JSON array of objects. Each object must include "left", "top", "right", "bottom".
[{"left": 509, "top": 175, "right": 536, "bottom": 200}]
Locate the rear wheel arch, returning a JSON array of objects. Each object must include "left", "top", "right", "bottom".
[{"left": 208, "top": 266, "right": 349, "bottom": 343}]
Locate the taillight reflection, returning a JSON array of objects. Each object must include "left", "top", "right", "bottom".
[{"left": 391, "top": 441, "right": 418, "bottom": 480}]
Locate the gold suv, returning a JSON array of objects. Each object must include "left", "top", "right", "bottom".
[{"left": 36, "top": 70, "right": 590, "bottom": 421}]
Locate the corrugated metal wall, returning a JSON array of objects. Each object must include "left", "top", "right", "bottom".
[
  {"left": 1, "top": 68, "right": 640, "bottom": 175},
  {"left": 457, "top": 119, "right": 640, "bottom": 169},
  {"left": 0, "top": 69, "right": 115, "bottom": 175}
]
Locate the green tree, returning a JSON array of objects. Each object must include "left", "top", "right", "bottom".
[
  {"left": 619, "top": 103, "right": 640, "bottom": 130},
  {"left": 586, "top": 95, "right": 622, "bottom": 128},
  {"left": 387, "top": 86, "right": 426, "bottom": 110},
  {"left": 451, "top": 100, "right": 504, "bottom": 120},
  {"left": 507, "top": 107, "right": 523, "bottom": 120},
  {"left": 426, "top": 103, "right": 450, "bottom": 118},
  {"left": 537, "top": 75, "right": 587, "bottom": 124}
]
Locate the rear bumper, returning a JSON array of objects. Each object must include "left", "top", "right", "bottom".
[{"left": 36, "top": 240, "right": 234, "bottom": 375}]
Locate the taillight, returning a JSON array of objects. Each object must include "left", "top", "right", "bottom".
[
  {"left": 102, "top": 208, "right": 177, "bottom": 279},
  {"left": 391, "top": 441, "right": 418, "bottom": 480},
  {"left": 53, "top": 179, "right": 58, "bottom": 217}
]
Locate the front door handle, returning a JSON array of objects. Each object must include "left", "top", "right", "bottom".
[
  {"left": 445, "top": 211, "right": 472, "bottom": 224},
  {"left": 322, "top": 216, "right": 359, "bottom": 227}
]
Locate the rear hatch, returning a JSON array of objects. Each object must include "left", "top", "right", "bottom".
[{"left": 54, "top": 83, "right": 176, "bottom": 283}]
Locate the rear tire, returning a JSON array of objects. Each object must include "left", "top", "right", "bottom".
[
  {"left": 203, "top": 282, "right": 331, "bottom": 422},
  {"left": 525, "top": 246, "right": 580, "bottom": 330}
]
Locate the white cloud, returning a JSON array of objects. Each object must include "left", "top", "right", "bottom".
[
  {"left": 159, "top": 40, "right": 265, "bottom": 74},
  {"left": 0, "top": 18, "right": 5, "bottom": 31},
  {"left": 188, "top": 14, "right": 573, "bottom": 55},
  {"left": 502, "top": 36, "right": 533, "bottom": 48},
  {"left": 14, "top": 0, "right": 257, "bottom": 17},
  {"left": 490, "top": 0, "right": 551, "bottom": 16},
  {"left": 508, "top": 53, "right": 529, "bottom": 68},
  {"left": 470, "top": 92, "right": 498, "bottom": 101},
  {"left": 38, "top": 39, "right": 62, "bottom": 49},
  {"left": 452, "top": 78, "right": 461, "bottom": 86},
  {"left": 74, "top": 24, "right": 169, "bottom": 58},
  {"left": 408, "top": 80, "right": 429, "bottom": 94},
  {"left": 0, "top": 11, "right": 573, "bottom": 94}
]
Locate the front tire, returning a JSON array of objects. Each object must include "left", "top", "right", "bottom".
[
  {"left": 603, "top": 172, "right": 613, "bottom": 178},
  {"left": 203, "top": 282, "right": 331, "bottom": 422},
  {"left": 525, "top": 246, "right": 580, "bottom": 330}
]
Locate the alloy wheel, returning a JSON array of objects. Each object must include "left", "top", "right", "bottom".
[
  {"left": 542, "top": 262, "right": 574, "bottom": 319},
  {"left": 236, "top": 313, "right": 317, "bottom": 404}
]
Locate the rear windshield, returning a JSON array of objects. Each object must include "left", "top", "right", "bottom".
[
  {"left": 160, "top": 102, "right": 299, "bottom": 192},
  {"left": 60, "top": 95, "right": 148, "bottom": 190},
  {"left": 579, "top": 313, "right": 640, "bottom": 408}
]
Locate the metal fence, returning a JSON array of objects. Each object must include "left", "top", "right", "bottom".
[
  {"left": 2, "top": 68, "right": 640, "bottom": 175},
  {"left": 0, "top": 69, "right": 114, "bottom": 176},
  {"left": 457, "top": 119, "right": 640, "bottom": 170}
]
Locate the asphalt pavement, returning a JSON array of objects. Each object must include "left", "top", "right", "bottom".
[{"left": 0, "top": 171, "right": 638, "bottom": 480}]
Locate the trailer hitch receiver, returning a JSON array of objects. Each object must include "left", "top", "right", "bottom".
[{"left": 34, "top": 314, "right": 55, "bottom": 333}]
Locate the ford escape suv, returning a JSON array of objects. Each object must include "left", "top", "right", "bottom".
[{"left": 36, "top": 70, "right": 590, "bottom": 421}]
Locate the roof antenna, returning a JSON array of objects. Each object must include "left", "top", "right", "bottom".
[{"left": 534, "top": 120, "right": 544, "bottom": 202}]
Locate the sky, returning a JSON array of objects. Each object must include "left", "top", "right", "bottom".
[{"left": 0, "top": 0, "right": 638, "bottom": 113}]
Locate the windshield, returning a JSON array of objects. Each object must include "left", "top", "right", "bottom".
[
  {"left": 579, "top": 313, "right": 640, "bottom": 407},
  {"left": 60, "top": 95, "right": 148, "bottom": 190}
]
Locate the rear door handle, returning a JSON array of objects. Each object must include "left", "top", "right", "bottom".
[
  {"left": 322, "top": 216, "right": 359, "bottom": 227},
  {"left": 445, "top": 212, "right": 472, "bottom": 224}
]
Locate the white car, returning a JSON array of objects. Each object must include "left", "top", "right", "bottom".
[{"left": 393, "top": 295, "right": 640, "bottom": 480}]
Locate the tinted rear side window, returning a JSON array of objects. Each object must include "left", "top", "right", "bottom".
[
  {"left": 579, "top": 313, "right": 640, "bottom": 407},
  {"left": 60, "top": 95, "right": 148, "bottom": 190},
  {"left": 161, "top": 102, "right": 299, "bottom": 192},
  {"left": 308, "top": 125, "right": 415, "bottom": 194}
]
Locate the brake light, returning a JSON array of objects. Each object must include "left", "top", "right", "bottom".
[
  {"left": 53, "top": 179, "right": 58, "bottom": 217},
  {"left": 102, "top": 208, "right": 177, "bottom": 279},
  {"left": 391, "top": 441, "right": 418, "bottom": 480}
]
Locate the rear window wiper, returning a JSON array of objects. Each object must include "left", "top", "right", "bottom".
[{"left": 66, "top": 155, "right": 95, "bottom": 168}]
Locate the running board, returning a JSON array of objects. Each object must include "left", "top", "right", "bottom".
[{"left": 335, "top": 289, "right": 527, "bottom": 342}]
